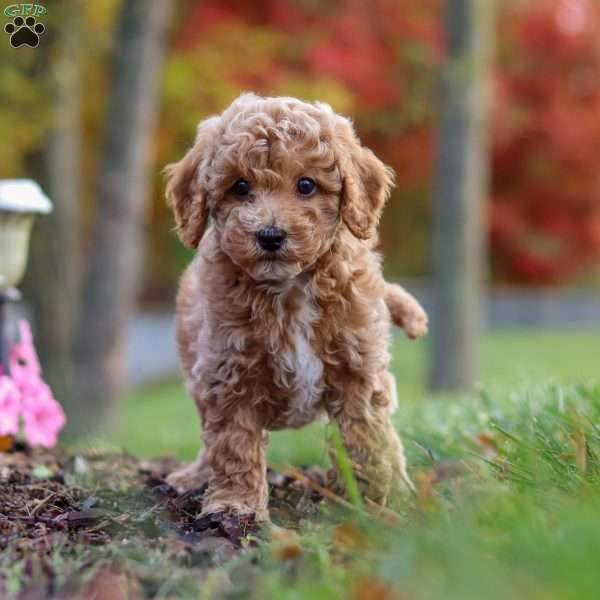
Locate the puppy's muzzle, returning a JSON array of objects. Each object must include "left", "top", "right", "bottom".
[{"left": 256, "top": 227, "right": 287, "bottom": 252}]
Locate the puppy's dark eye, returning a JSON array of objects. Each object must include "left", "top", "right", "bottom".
[
  {"left": 231, "top": 178, "right": 251, "bottom": 197},
  {"left": 296, "top": 177, "right": 316, "bottom": 197}
]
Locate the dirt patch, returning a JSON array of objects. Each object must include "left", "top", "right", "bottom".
[{"left": 0, "top": 444, "right": 325, "bottom": 599}]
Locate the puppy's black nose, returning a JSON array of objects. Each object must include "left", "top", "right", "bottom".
[{"left": 256, "top": 227, "right": 287, "bottom": 252}]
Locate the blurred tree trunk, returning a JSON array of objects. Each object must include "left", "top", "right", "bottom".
[
  {"left": 428, "top": 0, "right": 493, "bottom": 392},
  {"left": 72, "top": 0, "right": 172, "bottom": 435},
  {"left": 23, "top": 8, "right": 82, "bottom": 406}
]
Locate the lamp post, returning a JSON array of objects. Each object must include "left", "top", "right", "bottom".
[{"left": 0, "top": 179, "right": 52, "bottom": 375}]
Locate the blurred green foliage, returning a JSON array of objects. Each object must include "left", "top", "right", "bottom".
[{"left": 84, "top": 329, "right": 600, "bottom": 462}]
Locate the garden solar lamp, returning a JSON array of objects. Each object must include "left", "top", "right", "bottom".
[{"left": 0, "top": 179, "right": 52, "bottom": 374}]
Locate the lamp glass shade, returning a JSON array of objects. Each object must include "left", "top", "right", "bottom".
[
  {"left": 0, "top": 179, "right": 52, "bottom": 291},
  {"left": 0, "top": 212, "right": 35, "bottom": 290}
]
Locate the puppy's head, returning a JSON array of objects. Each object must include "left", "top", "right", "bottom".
[{"left": 166, "top": 93, "right": 394, "bottom": 282}]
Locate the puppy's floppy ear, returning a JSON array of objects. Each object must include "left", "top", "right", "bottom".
[
  {"left": 165, "top": 116, "right": 220, "bottom": 249},
  {"left": 336, "top": 118, "right": 395, "bottom": 240}
]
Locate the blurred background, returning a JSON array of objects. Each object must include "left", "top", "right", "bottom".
[{"left": 1, "top": 0, "right": 599, "bottom": 460}]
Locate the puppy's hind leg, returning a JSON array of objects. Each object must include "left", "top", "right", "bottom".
[{"left": 166, "top": 449, "right": 211, "bottom": 493}]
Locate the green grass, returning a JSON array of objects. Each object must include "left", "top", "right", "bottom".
[
  {"left": 82, "top": 329, "right": 600, "bottom": 598},
  {"left": 252, "top": 382, "right": 600, "bottom": 600},
  {"left": 108, "top": 329, "right": 600, "bottom": 466}
]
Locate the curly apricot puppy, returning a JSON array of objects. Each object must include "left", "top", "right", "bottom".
[{"left": 165, "top": 94, "right": 427, "bottom": 520}]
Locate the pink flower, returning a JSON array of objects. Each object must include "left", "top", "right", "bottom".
[
  {"left": 3, "top": 320, "right": 67, "bottom": 448},
  {"left": 9, "top": 320, "right": 42, "bottom": 393},
  {"left": 20, "top": 382, "right": 66, "bottom": 448},
  {"left": 0, "top": 375, "right": 21, "bottom": 436}
]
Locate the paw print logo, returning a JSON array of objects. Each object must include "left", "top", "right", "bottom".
[{"left": 4, "top": 16, "right": 45, "bottom": 48}]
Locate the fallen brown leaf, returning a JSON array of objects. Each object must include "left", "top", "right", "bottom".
[
  {"left": 63, "top": 566, "right": 143, "bottom": 600},
  {"left": 352, "top": 577, "right": 406, "bottom": 600},
  {"left": 0, "top": 435, "right": 13, "bottom": 453},
  {"left": 270, "top": 525, "right": 303, "bottom": 561},
  {"left": 333, "top": 520, "right": 369, "bottom": 553}
]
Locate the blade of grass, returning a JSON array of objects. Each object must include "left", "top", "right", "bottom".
[{"left": 327, "top": 424, "right": 364, "bottom": 512}]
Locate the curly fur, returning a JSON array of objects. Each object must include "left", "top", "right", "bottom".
[{"left": 165, "top": 93, "right": 428, "bottom": 519}]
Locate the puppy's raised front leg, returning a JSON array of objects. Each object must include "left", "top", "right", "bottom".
[
  {"left": 326, "top": 380, "right": 413, "bottom": 509},
  {"left": 384, "top": 282, "right": 428, "bottom": 340},
  {"left": 200, "top": 407, "right": 269, "bottom": 521}
]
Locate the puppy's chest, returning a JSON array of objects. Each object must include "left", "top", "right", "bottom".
[{"left": 263, "top": 294, "right": 325, "bottom": 428}]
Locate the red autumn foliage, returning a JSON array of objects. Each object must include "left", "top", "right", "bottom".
[
  {"left": 171, "top": 0, "right": 600, "bottom": 286},
  {"left": 491, "top": 0, "right": 600, "bottom": 284}
]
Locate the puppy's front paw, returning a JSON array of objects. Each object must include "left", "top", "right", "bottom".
[
  {"left": 202, "top": 500, "right": 269, "bottom": 522},
  {"left": 403, "top": 306, "right": 428, "bottom": 340}
]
